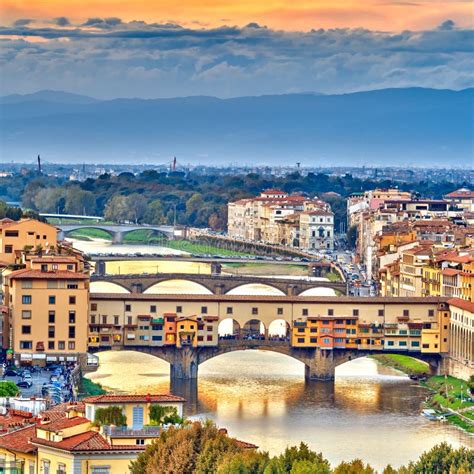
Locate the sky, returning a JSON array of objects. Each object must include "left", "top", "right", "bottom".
[{"left": 0, "top": 0, "right": 473, "bottom": 98}]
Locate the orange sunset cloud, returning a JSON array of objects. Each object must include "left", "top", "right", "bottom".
[{"left": 1, "top": 0, "right": 473, "bottom": 31}]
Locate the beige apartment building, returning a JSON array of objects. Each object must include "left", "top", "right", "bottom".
[
  {"left": 4, "top": 256, "right": 89, "bottom": 364},
  {"left": 227, "top": 189, "right": 334, "bottom": 250},
  {"left": 0, "top": 219, "right": 58, "bottom": 264}
]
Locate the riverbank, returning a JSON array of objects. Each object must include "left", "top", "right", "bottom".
[
  {"left": 371, "top": 355, "right": 474, "bottom": 433},
  {"left": 79, "top": 377, "right": 106, "bottom": 398}
]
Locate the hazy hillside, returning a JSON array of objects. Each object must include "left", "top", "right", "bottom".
[{"left": 0, "top": 88, "right": 472, "bottom": 166}]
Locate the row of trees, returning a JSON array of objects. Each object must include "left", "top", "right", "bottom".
[
  {"left": 131, "top": 421, "right": 473, "bottom": 474},
  {"left": 1, "top": 169, "right": 469, "bottom": 231}
]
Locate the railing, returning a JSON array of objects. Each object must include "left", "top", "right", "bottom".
[{"left": 103, "top": 425, "right": 162, "bottom": 437}]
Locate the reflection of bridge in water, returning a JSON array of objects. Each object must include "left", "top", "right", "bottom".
[
  {"left": 98, "top": 340, "right": 441, "bottom": 382},
  {"left": 90, "top": 273, "right": 347, "bottom": 296}
]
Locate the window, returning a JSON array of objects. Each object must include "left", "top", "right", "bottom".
[
  {"left": 252, "top": 307, "right": 258, "bottom": 315},
  {"left": 42, "top": 460, "right": 50, "bottom": 474},
  {"left": 297, "top": 328, "right": 304, "bottom": 333},
  {"left": 277, "top": 308, "right": 283, "bottom": 315},
  {"left": 48, "top": 296, "right": 56, "bottom": 305},
  {"left": 47, "top": 281, "right": 58, "bottom": 289},
  {"left": 136, "top": 439, "right": 145, "bottom": 445},
  {"left": 428, "top": 309, "right": 435, "bottom": 317},
  {"left": 176, "top": 306, "right": 182, "bottom": 313},
  {"left": 310, "top": 328, "right": 317, "bottom": 333},
  {"left": 302, "top": 308, "right": 308, "bottom": 316},
  {"left": 399, "top": 341, "right": 407, "bottom": 346},
  {"left": 352, "top": 309, "right": 359, "bottom": 316},
  {"left": 4, "top": 245, "right": 13, "bottom": 253},
  {"left": 150, "top": 305, "right": 157, "bottom": 313},
  {"left": 152, "top": 335, "right": 163, "bottom": 341},
  {"left": 226, "top": 307, "right": 233, "bottom": 315},
  {"left": 69, "top": 311, "right": 76, "bottom": 324},
  {"left": 91, "top": 303, "right": 97, "bottom": 311},
  {"left": 57, "top": 463, "right": 66, "bottom": 474},
  {"left": 4, "top": 230, "right": 18, "bottom": 237},
  {"left": 378, "top": 309, "right": 384, "bottom": 317},
  {"left": 69, "top": 296, "right": 76, "bottom": 305},
  {"left": 67, "top": 264, "right": 74, "bottom": 271},
  {"left": 91, "top": 315, "right": 96, "bottom": 324},
  {"left": 102, "top": 315, "right": 107, "bottom": 324},
  {"left": 323, "top": 338, "right": 330, "bottom": 344},
  {"left": 48, "top": 327, "right": 55, "bottom": 338},
  {"left": 207, "top": 335, "right": 213, "bottom": 341},
  {"left": 387, "top": 341, "right": 394, "bottom": 346},
  {"left": 22, "top": 295, "right": 32, "bottom": 305},
  {"left": 58, "top": 341, "right": 65, "bottom": 350},
  {"left": 48, "top": 341, "right": 55, "bottom": 350},
  {"left": 22, "top": 310, "right": 32, "bottom": 319},
  {"left": 127, "top": 316, "right": 133, "bottom": 325},
  {"left": 69, "top": 326, "right": 76, "bottom": 338},
  {"left": 328, "top": 309, "right": 334, "bottom": 316},
  {"left": 91, "top": 467, "right": 111, "bottom": 474},
  {"left": 48, "top": 311, "right": 55, "bottom": 323},
  {"left": 21, "top": 280, "right": 33, "bottom": 289},
  {"left": 422, "top": 343, "right": 430, "bottom": 349},
  {"left": 114, "top": 316, "right": 119, "bottom": 325},
  {"left": 21, "top": 325, "right": 31, "bottom": 334},
  {"left": 207, "top": 325, "right": 213, "bottom": 332},
  {"left": 297, "top": 338, "right": 305, "bottom": 343},
  {"left": 201, "top": 306, "right": 208, "bottom": 314},
  {"left": 152, "top": 325, "right": 163, "bottom": 331},
  {"left": 68, "top": 341, "right": 75, "bottom": 350},
  {"left": 403, "top": 309, "right": 409, "bottom": 317},
  {"left": 197, "top": 335, "right": 204, "bottom": 341},
  {"left": 125, "top": 304, "right": 131, "bottom": 312},
  {"left": 310, "top": 337, "right": 317, "bottom": 343},
  {"left": 20, "top": 341, "right": 32, "bottom": 349},
  {"left": 411, "top": 341, "right": 420, "bottom": 347}
]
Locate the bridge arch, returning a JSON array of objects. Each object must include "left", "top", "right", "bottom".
[
  {"left": 242, "top": 319, "right": 266, "bottom": 339},
  {"left": 298, "top": 286, "right": 338, "bottom": 296},
  {"left": 63, "top": 226, "right": 115, "bottom": 239},
  {"left": 225, "top": 283, "right": 285, "bottom": 296},
  {"left": 90, "top": 281, "right": 131, "bottom": 293},
  {"left": 143, "top": 279, "right": 214, "bottom": 295},
  {"left": 218, "top": 318, "right": 241, "bottom": 338},
  {"left": 268, "top": 319, "right": 290, "bottom": 340}
]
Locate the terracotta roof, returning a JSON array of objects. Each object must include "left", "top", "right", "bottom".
[
  {"left": 32, "top": 430, "right": 146, "bottom": 452},
  {"left": 441, "top": 268, "right": 461, "bottom": 276},
  {"left": 234, "top": 439, "right": 258, "bottom": 449},
  {"left": 82, "top": 394, "right": 185, "bottom": 404},
  {"left": 444, "top": 188, "right": 474, "bottom": 198},
  {"left": 8, "top": 269, "right": 88, "bottom": 280},
  {"left": 31, "top": 257, "right": 77, "bottom": 263},
  {"left": 0, "top": 411, "right": 35, "bottom": 432},
  {"left": 448, "top": 298, "right": 474, "bottom": 313},
  {"left": 0, "top": 425, "right": 37, "bottom": 453},
  {"left": 39, "top": 416, "right": 90, "bottom": 432}
]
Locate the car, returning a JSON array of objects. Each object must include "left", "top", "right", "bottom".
[
  {"left": 22, "top": 373, "right": 33, "bottom": 382},
  {"left": 3, "top": 369, "right": 18, "bottom": 377},
  {"left": 16, "top": 380, "right": 32, "bottom": 389}
]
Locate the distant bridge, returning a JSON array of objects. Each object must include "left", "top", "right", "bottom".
[
  {"left": 41, "top": 213, "right": 104, "bottom": 221},
  {"left": 56, "top": 224, "right": 175, "bottom": 243},
  {"left": 90, "top": 272, "right": 347, "bottom": 296}
]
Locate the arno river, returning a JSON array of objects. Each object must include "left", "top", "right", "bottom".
[
  {"left": 86, "top": 351, "right": 473, "bottom": 470},
  {"left": 79, "top": 239, "right": 472, "bottom": 469}
]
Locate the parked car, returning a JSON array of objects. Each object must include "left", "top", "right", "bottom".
[
  {"left": 17, "top": 380, "right": 32, "bottom": 389},
  {"left": 3, "top": 369, "right": 18, "bottom": 377}
]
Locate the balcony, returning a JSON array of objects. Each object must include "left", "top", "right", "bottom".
[{"left": 103, "top": 425, "right": 162, "bottom": 438}]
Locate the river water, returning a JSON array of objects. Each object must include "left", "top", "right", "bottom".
[{"left": 86, "top": 351, "right": 472, "bottom": 470}]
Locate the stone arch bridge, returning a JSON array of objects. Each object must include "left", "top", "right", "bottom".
[
  {"left": 95, "top": 341, "right": 442, "bottom": 381},
  {"left": 90, "top": 273, "right": 347, "bottom": 296},
  {"left": 57, "top": 224, "right": 175, "bottom": 243}
]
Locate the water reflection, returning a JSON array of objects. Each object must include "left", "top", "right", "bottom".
[{"left": 86, "top": 350, "right": 473, "bottom": 470}]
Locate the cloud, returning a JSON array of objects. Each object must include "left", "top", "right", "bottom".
[
  {"left": 54, "top": 17, "right": 70, "bottom": 27},
  {"left": 0, "top": 19, "right": 472, "bottom": 98},
  {"left": 13, "top": 19, "right": 32, "bottom": 27}
]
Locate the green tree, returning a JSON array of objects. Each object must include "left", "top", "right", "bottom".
[
  {"left": 144, "top": 200, "right": 165, "bottom": 224},
  {"left": 94, "top": 406, "right": 127, "bottom": 426},
  {"left": 126, "top": 193, "right": 148, "bottom": 224},
  {"left": 65, "top": 187, "right": 96, "bottom": 215},
  {"left": 104, "top": 195, "right": 129, "bottom": 223},
  {"left": 333, "top": 459, "right": 376, "bottom": 474},
  {"left": 33, "top": 187, "right": 66, "bottom": 213},
  {"left": 409, "top": 443, "right": 474, "bottom": 474},
  {"left": 149, "top": 405, "right": 183, "bottom": 425},
  {"left": 217, "top": 450, "right": 269, "bottom": 474},
  {"left": 0, "top": 381, "right": 20, "bottom": 397}
]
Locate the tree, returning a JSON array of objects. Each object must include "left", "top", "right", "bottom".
[
  {"left": 126, "top": 193, "right": 148, "bottom": 224},
  {"left": 144, "top": 200, "right": 165, "bottom": 225},
  {"left": 333, "top": 459, "right": 376, "bottom": 474},
  {"left": 65, "top": 187, "right": 96, "bottom": 215},
  {"left": 216, "top": 450, "right": 269, "bottom": 474},
  {"left": 275, "top": 443, "right": 331, "bottom": 474},
  {"left": 0, "top": 381, "right": 19, "bottom": 397},
  {"left": 33, "top": 187, "right": 66, "bottom": 213},
  {"left": 149, "top": 405, "right": 183, "bottom": 425},
  {"left": 347, "top": 225, "right": 358, "bottom": 249},
  {"left": 409, "top": 443, "right": 474, "bottom": 474},
  {"left": 94, "top": 406, "right": 127, "bottom": 426},
  {"left": 104, "top": 195, "right": 129, "bottom": 223}
]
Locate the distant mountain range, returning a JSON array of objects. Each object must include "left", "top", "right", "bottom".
[{"left": 0, "top": 88, "right": 472, "bottom": 166}]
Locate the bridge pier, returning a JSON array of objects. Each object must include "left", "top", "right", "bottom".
[
  {"left": 170, "top": 347, "right": 199, "bottom": 379},
  {"left": 304, "top": 349, "right": 336, "bottom": 381},
  {"left": 112, "top": 231, "right": 123, "bottom": 244}
]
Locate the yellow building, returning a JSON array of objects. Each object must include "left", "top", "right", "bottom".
[
  {"left": 0, "top": 218, "right": 58, "bottom": 264},
  {"left": 399, "top": 246, "right": 432, "bottom": 297},
  {"left": 4, "top": 259, "right": 89, "bottom": 364},
  {"left": 421, "top": 304, "right": 450, "bottom": 353}
]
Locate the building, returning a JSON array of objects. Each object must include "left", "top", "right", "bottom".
[
  {"left": 448, "top": 298, "right": 474, "bottom": 379},
  {"left": 444, "top": 188, "right": 474, "bottom": 213},
  {"left": 227, "top": 190, "right": 334, "bottom": 251},
  {"left": 0, "top": 219, "right": 58, "bottom": 265},
  {"left": 3, "top": 256, "right": 90, "bottom": 365}
]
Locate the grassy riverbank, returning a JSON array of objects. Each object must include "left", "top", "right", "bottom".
[
  {"left": 79, "top": 377, "right": 106, "bottom": 398},
  {"left": 370, "top": 354, "right": 429, "bottom": 376},
  {"left": 162, "top": 239, "right": 253, "bottom": 257},
  {"left": 422, "top": 375, "right": 474, "bottom": 433},
  {"left": 68, "top": 228, "right": 112, "bottom": 241}
]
